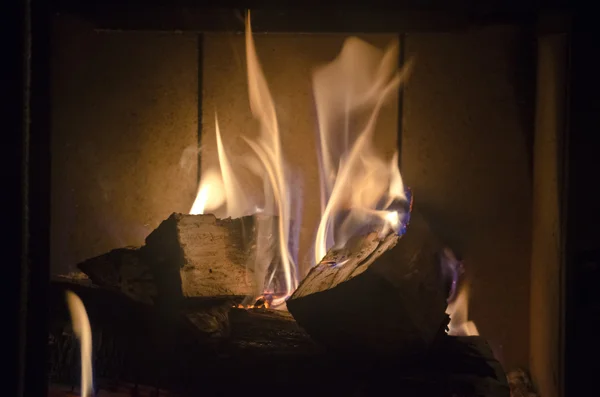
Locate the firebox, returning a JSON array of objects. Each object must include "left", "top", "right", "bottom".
[{"left": 12, "top": 2, "right": 597, "bottom": 397}]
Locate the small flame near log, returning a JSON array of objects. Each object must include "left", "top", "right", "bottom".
[
  {"left": 439, "top": 248, "right": 480, "bottom": 336},
  {"left": 65, "top": 291, "right": 94, "bottom": 397}
]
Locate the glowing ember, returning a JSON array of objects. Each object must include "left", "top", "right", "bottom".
[
  {"left": 446, "top": 284, "right": 480, "bottom": 336},
  {"left": 235, "top": 293, "right": 287, "bottom": 309},
  {"left": 190, "top": 12, "right": 411, "bottom": 306},
  {"left": 65, "top": 290, "right": 94, "bottom": 397}
]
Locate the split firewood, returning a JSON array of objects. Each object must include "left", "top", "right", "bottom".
[
  {"left": 287, "top": 206, "right": 450, "bottom": 356},
  {"left": 77, "top": 247, "right": 156, "bottom": 304},
  {"left": 141, "top": 213, "right": 255, "bottom": 303}
]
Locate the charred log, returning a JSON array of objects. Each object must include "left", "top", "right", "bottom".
[
  {"left": 77, "top": 247, "right": 156, "bottom": 304},
  {"left": 48, "top": 280, "right": 318, "bottom": 393},
  {"left": 287, "top": 208, "right": 450, "bottom": 356},
  {"left": 362, "top": 335, "right": 510, "bottom": 397},
  {"left": 141, "top": 213, "right": 255, "bottom": 303},
  {"left": 49, "top": 280, "right": 508, "bottom": 397}
]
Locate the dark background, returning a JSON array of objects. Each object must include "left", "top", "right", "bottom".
[{"left": 565, "top": 10, "right": 600, "bottom": 397}]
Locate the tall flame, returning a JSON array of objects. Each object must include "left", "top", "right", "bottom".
[
  {"left": 190, "top": 13, "right": 411, "bottom": 305},
  {"left": 191, "top": 12, "right": 299, "bottom": 305},
  {"left": 65, "top": 290, "right": 94, "bottom": 397},
  {"left": 243, "top": 13, "right": 298, "bottom": 304},
  {"left": 312, "top": 38, "right": 412, "bottom": 264}
]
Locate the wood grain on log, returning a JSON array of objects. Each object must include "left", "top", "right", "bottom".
[
  {"left": 287, "top": 208, "right": 450, "bottom": 356},
  {"left": 77, "top": 247, "right": 156, "bottom": 304},
  {"left": 141, "top": 213, "right": 254, "bottom": 300}
]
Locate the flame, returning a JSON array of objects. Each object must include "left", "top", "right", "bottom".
[
  {"left": 65, "top": 290, "right": 94, "bottom": 397},
  {"left": 312, "top": 38, "right": 411, "bottom": 263},
  {"left": 190, "top": 12, "right": 411, "bottom": 305},
  {"left": 242, "top": 13, "right": 298, "bottom": 305},
  {"left": 446, "top": 284, "right": 480, "bottom": 336},
  {"left": 189, "top": 182, "right": 212, "bottom": 215},
  {"left": 190, "top": 115, "right": 253, "bottom": 217}
]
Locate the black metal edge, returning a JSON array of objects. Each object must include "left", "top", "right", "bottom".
[
  {"left": 50, "top": 0, "right": 570, "bottom": 12},
  {"left": 563, "top": 10, "right": 600, "bottom": 397},
  {"left": 562, "top": 19, "right": 575, "bottom": 397},
  {"left": 4, "top": 0, "right": 27, "bottom": 395},
  {"left": 48, "top": 1, "right": 572, "bottom": 33},
  {"left": 21, "top": 0, "right": 52, "bottom": 395}
]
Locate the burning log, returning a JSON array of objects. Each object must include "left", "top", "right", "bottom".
[
  {"left": 48, "top": 279, "right": 318, "bottom": 393},
  {"left": 77, "top": 247, "right": 156, "bottom": 304},
  {"left": 49, "top": 279, "right": 508, "bottom": 397},
  {"left": 287, "top": 207, "right": 450, "bottom": 356},
  {"left": 141, "top": 213, "right": 255, "bottom": 302}
]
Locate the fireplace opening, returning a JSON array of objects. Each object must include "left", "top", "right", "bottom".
[{"left": 24, "top": 4, "right": 574, "bottom": 397}]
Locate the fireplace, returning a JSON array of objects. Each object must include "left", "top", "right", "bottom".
[{"left": 10, "top": 2, "right": 597, "bottom": 397}]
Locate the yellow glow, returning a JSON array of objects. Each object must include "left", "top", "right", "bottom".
[
  {"left": 384, "top": 211, "right": 400, "bottom": 229},
  {"left": 190, "top": 183, "right": 210, "bottom": 215}
]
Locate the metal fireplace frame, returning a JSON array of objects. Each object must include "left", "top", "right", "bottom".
[{"left": 9, "top": 1, "right": 595, "bottom": 397}]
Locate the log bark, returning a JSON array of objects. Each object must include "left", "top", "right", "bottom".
[
  {"left": 141, "top": 213, "right": 255, "bottom": 301},
  {"left": 77, "top": 247, "right": 156, "bottom": 304},
  {"left": 287, "top": 208, "right": 450, "bottom": 356}
]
